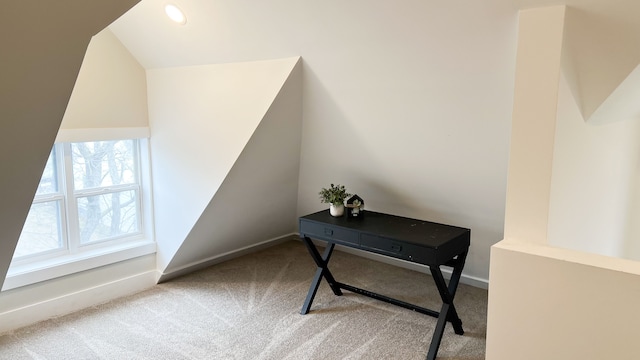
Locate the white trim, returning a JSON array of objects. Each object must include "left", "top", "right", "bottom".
[
  {"left": 158, "top": 234, "right": 296, "bottom": 283},
  {"left": 138, "top": 138, "right": 156, "bottom": 249},
  {"left": 307, "top": 238, "right": 489, "bottom": 290},
  {"left": 0, "top": 269, "right": 158, "bottom": 334},
  {"left": 55, "top": 127, "right": 150, "bottom": 143},
  {"left": 3, "top": 240, "right": 156, "bottom": 291}
]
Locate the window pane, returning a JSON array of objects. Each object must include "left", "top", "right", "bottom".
[
  {"left": 77, "top": 190, "right": 139, "bottom": 244},
  {"left": 71, "top": 140, "right": 137, "bottom": 190},
  {"left": 35, "top": 149, "right": 58, "bottom": 195},
  {"left": 14, "top": 201, "right": 64, "bottom": 258}
]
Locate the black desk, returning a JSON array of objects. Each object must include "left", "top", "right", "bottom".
[{"left": 299, "top": 210, "right": 470, "bottom": 360}]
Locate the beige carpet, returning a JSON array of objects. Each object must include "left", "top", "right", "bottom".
[{"left": 0, "top": 240, "right": 487, "bottom": 359}]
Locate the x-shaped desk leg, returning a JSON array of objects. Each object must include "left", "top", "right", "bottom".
[
  {"left": 426, "top": 250, "right": 468, "bottom": 360},
  {"left": 300, "top": 236, "right": 343, "bottom": 315}
]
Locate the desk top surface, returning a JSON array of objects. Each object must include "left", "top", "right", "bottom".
[{"left": 300, "top": 210, "right": 470, "bottom": 249}]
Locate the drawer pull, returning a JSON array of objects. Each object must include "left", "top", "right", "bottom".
[{"left": 324, "top": 228, "right": 334, "bottom": 236}]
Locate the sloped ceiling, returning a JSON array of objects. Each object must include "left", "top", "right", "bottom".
[
  {"left": 0, "top": 1, "right": 140, "bottom": 290},
  {"left": 107, "top": 0, "right": 297, "bottom": 69}
]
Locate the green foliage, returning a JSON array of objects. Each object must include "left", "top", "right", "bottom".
[{"left": 319, "top": 183, "right": 351, "bottom": 205}]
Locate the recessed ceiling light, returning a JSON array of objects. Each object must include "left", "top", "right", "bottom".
[{"left": 165, "top": 4, "right": 187, "bottom": 25}]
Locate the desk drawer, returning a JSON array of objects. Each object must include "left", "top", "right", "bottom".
[
  {"left": 300, "top": 221, "right": 359, "bottom": 245},
  {"left": 360, "top": 234, "right": 405, "bottom": 256}
]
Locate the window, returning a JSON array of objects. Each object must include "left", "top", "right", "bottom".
[
  {"left": 7, "top": 139, "right": 154, "bottom": 287},
  {"left": 14, "top": 147, "right": 66, "bottom": 259},
  {"left": 71, "top": 141, "right": 141, "bottom": 245}
]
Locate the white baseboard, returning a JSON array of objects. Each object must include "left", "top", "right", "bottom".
[
  {"left": 0, "top": 270, "right": 158, "bottom": 334},
  {"left": 158, "top": 234, "right": 297, "bottom": 283},
  {"left": 0, "top": 234, "right": 485, "bottom": 335},
  {"left": 306, "top": 238, "right": 489, "bottom": 290}
]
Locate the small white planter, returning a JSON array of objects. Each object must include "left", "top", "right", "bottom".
[{"left": 329, "top": 204, "right": 344, "bottom": 217}]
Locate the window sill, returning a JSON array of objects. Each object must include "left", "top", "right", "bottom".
[{"left": 3, "top": 240, "right": 156, "bottom": 291}]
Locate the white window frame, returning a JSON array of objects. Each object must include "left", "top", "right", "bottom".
[
  {"left": 4, "top": 137, "right": 156, "bottom": 291},
  {"left": 13, "top": 144, "right": 69, "bottom": 262}
]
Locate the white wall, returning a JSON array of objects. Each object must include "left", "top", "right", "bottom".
[
  {"left": 487, "top": 240, "right": 640, "bottom": 360},
  {"left": 502, "top": 5, "right": 565, "bottom": 244},
  {"left": 488, "top": 5, "right": 640, "bottom": 358},
  {"left": 0, "top": 255, "right": 156, "bottom": 333},
  {"left": 625, "top": 164, "right": 640, "bottom": 259},
  {"left": 146, "top": 57, "right": 301, "bottom": 272},
  {"left": 548, "top": 73, "right": 640, "bottom": 257},
  {"left": 548, "top": 5, "right": 640, "bottom": 259},
  {"left": 111, "top": 0, "right": 519, "bottom": 282},
  {"left": 161, "top": 58, "right": 303, "bottom": 278},
  {"left": 60, "top": 28, "right": 149, "bottom": 132}
]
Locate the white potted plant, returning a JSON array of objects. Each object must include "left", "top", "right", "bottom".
[{"left": 319, "top": 183, "right": 351, "bottom": 217}]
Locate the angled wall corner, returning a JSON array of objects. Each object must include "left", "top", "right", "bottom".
[
  {"left": 147, "top": 57, "right": 302, "bottom": 275},
  {"left": 547, "top": 71, "right": 640, "bottom": 258},
  {"left": 0, "top": 0, "right": 140, "bottom": 291},
  {"left": 586, "top": 64, "right": 640, "bottom": 125},
  {"left": 562, "top": 7, "right": 640, "bottom": 125},
  {"left": 161, "top": 59, "right": 302, "bottom": 278}
]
